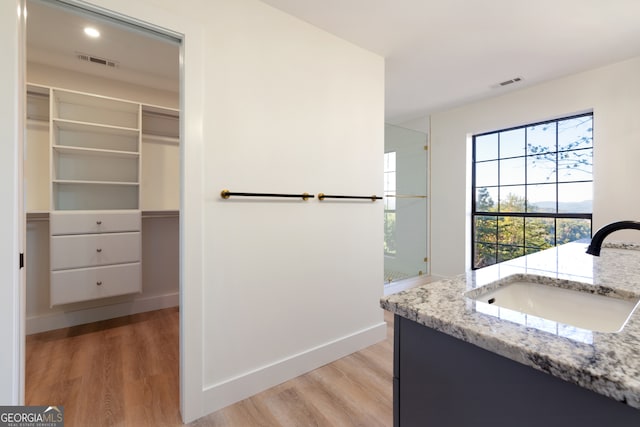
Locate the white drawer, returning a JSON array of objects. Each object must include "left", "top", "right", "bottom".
[
  {"left": 51, "top": 232, "right": 140, "bottom": 270},
  {"left": 50, "top": 210, "right": 141, "bottom": 235},
  {"left": 50, "top": 263, "right": 141, "bottom": 306}
]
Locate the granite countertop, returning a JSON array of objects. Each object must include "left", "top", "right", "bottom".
[{"left": 380, "top": 241, "right": 640, "bottom": 409}]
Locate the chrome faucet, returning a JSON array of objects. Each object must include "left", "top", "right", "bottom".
[{"left": 586, "top": 220, "right": 640, "bottom": 256}]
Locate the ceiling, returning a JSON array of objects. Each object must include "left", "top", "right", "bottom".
[
  {"left": 26, "top": 0, "right": 179, "bottom": 93},
  {"left": 26, "top": 1, "right": 640, "bottom": 123},
  {"left": 260, "top": 0, "right": 640, "bottom": 123}
]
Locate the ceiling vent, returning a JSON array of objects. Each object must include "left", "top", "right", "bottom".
[
  {"left": 76, "top": 52, "right": 118, "bottom": 69},
  {"left": 492, "top": 77, "right": 523, "bottom": 89}
]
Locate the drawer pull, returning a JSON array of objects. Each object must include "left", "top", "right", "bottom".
[
  {"left": 96, "top": 220, "right": 102, "bottom": 225},
  {"left": 96, "top": 248, "right": 102, "bottom": 253},
  {"left": 96, "top": 281, "right": 103, "bottom": 286}
]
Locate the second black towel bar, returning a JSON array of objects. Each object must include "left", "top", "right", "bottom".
[{"left": 318, "top": 193, "right": 381, "bottom": 201}]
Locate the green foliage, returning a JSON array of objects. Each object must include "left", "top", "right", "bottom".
[
  {"left": 557, "top": 218, "right": 591, "bottom": 244},
  {"left": 473, "top": 191, "right": 590, "bottom": 269},
  {"left": 476, "top": 187, "right": 494, "bottom": 211},
  {"left": 384, "top": 212, "right": 396, "bottom": 255},
  {"left": 500, "top": 193, "right": 525, "bottom": 213}
]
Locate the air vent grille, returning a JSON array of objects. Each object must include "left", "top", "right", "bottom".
[
  {"left": 498, "top": 77, "right": 522, "bottom": 87},
  {"left": 76, "top": 53, "right": 118, "bottom": 68}
]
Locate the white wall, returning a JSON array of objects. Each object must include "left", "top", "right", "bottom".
[
  {"left": 396, "top": 115, "right": 430, "bottom": 134},
  {"left": 23, "top": 0, "right": 385, "bottom": 422},
  {"left": 199, "top": 0, "right": 385, "bottom": 413},
  {"left": 430, "top": 56, "right": 640, "bottom": 276}
]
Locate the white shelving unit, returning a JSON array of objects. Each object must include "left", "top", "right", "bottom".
[
  {"left": 48, "top": 88, "right": 143, "bottom": 306},
  {"left": 50, "top": 89, "right": 141, "bottom": 211},
  {"left": 25, "top": 84, "right": 179, "bottom": 307}
]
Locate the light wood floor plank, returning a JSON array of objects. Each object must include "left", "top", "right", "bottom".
[{"left": 26, "top": 306, "right": 395, "bottom": 426}]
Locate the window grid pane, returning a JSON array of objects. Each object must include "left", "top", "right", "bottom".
[{"left": 472, "top": 113, "right": 592, "bottom": 269}]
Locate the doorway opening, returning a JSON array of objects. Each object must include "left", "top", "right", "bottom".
[{"left": 24, "top": 0, "right": 182, "bottom": 424}]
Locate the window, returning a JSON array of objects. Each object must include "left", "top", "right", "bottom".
[
  {"left": 472, "top": 114, "right": 593, "bottom": 269},
  {"left": 384, "top": 151, "right": 396, "bottom": 255}
]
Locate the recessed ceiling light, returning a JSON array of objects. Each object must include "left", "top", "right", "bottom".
[{"left": 84, "top": 27, "right": 100, "bottom": 38}]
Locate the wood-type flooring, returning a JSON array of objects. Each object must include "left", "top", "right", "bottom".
[{"left": 26, "top": 307, "right": 394, "bottom": 426}]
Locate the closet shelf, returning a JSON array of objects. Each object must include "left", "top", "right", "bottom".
[
  {"left": 53, "top": 179, "right": 140, "bottom": 186},
  {"left": 54, "top": 89, "right": 140, "bottom": 113},
  {"left": 53, "top": 145, "right": 140, "bottom": 158},
  {"left": 53, "top": 118, "right": 140, "bottom": 136}
]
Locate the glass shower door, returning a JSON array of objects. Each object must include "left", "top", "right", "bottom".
[{"left": 384, "top": 124, "right": 428, "bottom": 284}]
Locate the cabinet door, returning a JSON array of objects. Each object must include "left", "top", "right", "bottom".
[{"left": 50, "top": 263, "right": 141, "bottom": 306}]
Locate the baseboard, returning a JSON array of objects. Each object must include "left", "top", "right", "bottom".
[
  {"left": 26, "top": 292, "right": 179, "bottom": 334},
  {"left": 200, "top": 321, "right": 387, "bottom": 417}
]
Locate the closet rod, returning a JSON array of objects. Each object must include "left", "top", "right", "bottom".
[
  {"left": 220, "top": 190, "right": 314, "bottom": 200},
  {"left": 141, "top": 134, "right": 180, "bottom": 144},
  {"left": 318, "top": 193, "right": 381, "bottom": 201}
]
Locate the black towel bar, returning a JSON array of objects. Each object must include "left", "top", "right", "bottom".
[
  {"left": 318, "top": 193, "right": 381, "bottom": 201},
  {"left": 220, "top": 190, "right": 313, "bottom": 200}
]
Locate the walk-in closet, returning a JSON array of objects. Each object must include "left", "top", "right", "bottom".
[{"left": 24, "top": 0, "right": 181, "bottom": 419}]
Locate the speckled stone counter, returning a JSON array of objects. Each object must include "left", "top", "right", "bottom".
[{"left": 380, "top": 241, "right": 640, "bottom": 409}]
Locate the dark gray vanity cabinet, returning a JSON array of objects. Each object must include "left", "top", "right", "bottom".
[{"left": 393, "top": 315, "right": 640, "bottom": 427}]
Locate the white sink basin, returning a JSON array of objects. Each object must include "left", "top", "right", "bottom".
[{"left": 466, "top": 275, "right": 640, "bottom": 333}]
